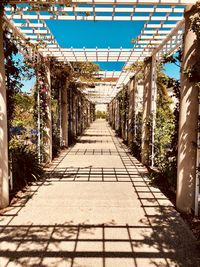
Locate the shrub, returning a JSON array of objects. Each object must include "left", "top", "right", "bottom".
[
  {"left": 96, "top": 111, "right": 107, "bottom": 119},
  {"left": 9, "top": 138, "right": 43, "bottom": 191},
  {"left": 52, "top": 132, "right": 61, "bottom": 158}
]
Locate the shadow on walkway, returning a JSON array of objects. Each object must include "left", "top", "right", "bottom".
[{"left": 0, "top": 120, "right": 199, "bottom": 266}]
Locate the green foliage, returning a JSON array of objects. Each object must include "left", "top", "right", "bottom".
[
  {"left": 51, "top": 98, "right": 61, "bottom": 158},
  {"left": 117, "top": 86, "right": 129, "bottom": 117},
  {"left": 52, "top": 131, "right": 61, "bottom": 158},
  {"left": 162, "top": 49, "right": 182, "bottom": 68},
  {"left": 161, "top": 77, "right": 180, "bottom": 189},
  {"left": 154, "top": 72, "right": 175, "bottom": 168},
  {"left": 153, "top": 61, "right": 181, "bottom": 190},
  {"left": 12, "top": 92, "right": 35, "bottom": 128},
  {"left": 96, "top": 111, "right": 107, "bottom": 119},
  {"left": 3, "top": 28, "right": 34, "bottom": 129},
  {"left": 71, "top": 62, "right": 100, "bottom": 82},
  {"left": 116, "top": 86, "right": 129, "bottom": 138},
  {"left": 4, "top": 30, "right": 23, "bottom": 126},
  {"left": 9, "top": 138, "right": 43, "bottom": 191},
  {"left": 126, "top": 61, "right": 144, "bottom": 80},
  {"left": 130, "top": 112, "right": 142, "bottom": 161}
]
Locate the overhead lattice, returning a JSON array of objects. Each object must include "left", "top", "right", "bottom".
[{"left": 4, "top": 0, "right": 190, "bottom": 103}]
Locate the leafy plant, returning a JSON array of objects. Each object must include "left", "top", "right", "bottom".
[
  {"left": 130, "top": 112, "right": 142, "bottom": 161},
  {"left": 152, "top": 59, "right": 181, "bottom": 190},
  {"left": 116, "top": 86, "right": 129, "bottom": 139},
  {"left": 9, "top": 138, "right": 43, "bottom": 191},
  {"left": 12, "top": 92, "right": 35, "bottom": 128},
  {"left": 96, "top": 111, "right": 107, "bottom": 119}
]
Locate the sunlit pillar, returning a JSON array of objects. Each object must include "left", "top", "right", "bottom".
[
  {"left": 176, "top": 4, "right": 199, "bottom": 213},
  {"left": 73, "top": 93, "right": 77, "bottom": 137},
  {"left": 87, "top": 100, "right": 90, "bottom": 127},
  {"left": 113, "top": 100, "right": 115, "bottom": 128},
  {"left": 80, "top": 96, "right": 83, "bottom": 133},
  {"left": 61, "top": 80, "right": 68, "bottom": 147},
  {"left": 141, "top": 57, "right": 152, "bottom": 165},
  {"left": 77, "top": 94, "right": 81, "bottom": 135},
  {"left": 115, "top": 98, "right": 120, "bottom": 132},
  {"left": 90, "top": 103, "right": 93, "bottom": 123},
  {"left": 89, "top": 102, "right": 92, "bottom": 124},
  {"left": 0, "top": 6, "right": 9, "bottom": 208},
  {"left": 128, "top": 77, "right": 136, "bottom": 146},
  {"left": 84, "top": 98, "right": 86, "bottom": 129},
  {"left": 141, "top": 55, "right": 157, "bottom": 166},
  {"left": 43, "top": 58, "right": 52, "bottom": 163}
]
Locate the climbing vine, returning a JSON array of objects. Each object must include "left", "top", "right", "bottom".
[
  {"left": 116, "top": 86, "right": 129, "bottom": 139},
  {"left": 152, "top": 54, "right": 181, "bottom": 190},
  {"left": 3, "top": 28, "right": 35, "bottom": 136}
]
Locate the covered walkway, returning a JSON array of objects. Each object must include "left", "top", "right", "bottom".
[{"left": 0, "top": 120, "right": 199, "bottom": 267}]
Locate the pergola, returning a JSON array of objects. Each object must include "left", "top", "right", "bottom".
[
  {"left": 4, "top": 1, "right": 185, "bottom": 102},
  {"left": 0, "top": 0, "right": 199, "bottom": 215}
]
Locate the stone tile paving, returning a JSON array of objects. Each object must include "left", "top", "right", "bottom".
[{"left": 0, "top": 119, "right": 199, "bottom": 267}]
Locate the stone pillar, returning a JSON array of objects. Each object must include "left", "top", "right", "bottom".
[
  {"left": 0, "top": 6, "right": 9, "bottom": 208},
  {"left": 84, "top": 98, "right": 86, "bottom": 130},
  {"left": 61, "top": 80, "right": 68, "bottom": 147},
  {"left": 77, "top": 94, "right": 81, "bottom": 135},
  {"left": 80, "top": 96, "right": 83, "bottom": 133},
  {"left": 87, "top": 101, "right": 89, "bottom": 126},
  {"left": 43, "top": 59, "right": 52, "bottom": 163},
  {"left": 75, "top": 94, "right": 78, "bottom": 135},
  {"left": 141, "top": 57, "right": 152, "bottom": 165},
  {"left": 80, "top": 95, "right": 83, "bottom": 132},
  {"left": 88, "top": 102, "right": 92, "bottom": 125},
  {"left": 89, "top": 102, "right": 92, "bottom": 125},
  {"left": 87, "top": 100, "right": 90, "bottom": 127},
  {"left": 150, "top": 55, "right": 157, "bottom": 167},
  {"left": 89, "top": 102, "right": 92, "bottom": 123},
  {"left": 69, "top": 87, "right": 73, "bottom": 140},
  {"left": 92, "top": 103, "right": 95, "bottom": 122},
  {"left": 112, "top": 99, "right": 116, "bottom": 130},
  {"left": 72, "top": 92, "right": 77, "bottom": 138},
  {"left": 115, "top": 98, "right": 120, "bottom": 132},
  {"left": 176, "top": 4, "right": 199, "bottom": 213},
  {"left": 128, "top": 77, "right": 136, "bottom": 146}
]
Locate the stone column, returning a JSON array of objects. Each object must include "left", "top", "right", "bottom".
[
  {"left": 0, "top": 6, "right": 9, "bottom": 208},
  {"left": 112, "top": 100, "right": 114, "bottom": 128},
  {"left": 80, "top": 96, "right": 83, "bottom": 133},
  {"left": 84, "top": 98, "right": 86, "bottom": 130},
  {"left": 61, "top": 80, "right": 68, "bottom": 147},
  {"left": 150, "top": 55, "right": 157, "bottom": 167},
  {"left": 72, "top": 92, "right": 77, "bottom": 138},
  {"left": 141, "top": 57, "right": 152, "bottom": 165},
  {"left": 87, "top": 100, "right": 90, "bottom": 127},
  {"left": 75, "top": 94, "right": 78, "bottom": 135},
  {"left": 77, "top": 94, "right": 81, "bottom": 135},
  {"left": 92, "top": 103, "right": 95, "bottom": 122},
  {"left": 43, "top": 59, "right": 52, "bottom": 163},
  {"left": 80, "top": 95, "right": 84, "bottom": 130},
  {"left": 69, "top": 87, "right": 73, "bottom": 140},
  {"left": 128, "top": 77, "right": 136, "bottom": 146},
  {"left": 89, "top": 102, "right": 92, "bottom": 123},
  {"left": 115, "top": 98, "right": 120, "bottom": 132},
  {"left": 176, "top": 4, "right": 199, "bottom": 213}
]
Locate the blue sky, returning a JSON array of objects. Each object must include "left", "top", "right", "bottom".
[
  {"left": 20, "top": 20, "right": 180, "bottom": 91},
  {"left": 46, "top": 20, "right": 144, "bottom": 48},
  {"left": 164, "top": 63, "right": 180, "bottom": 80}
]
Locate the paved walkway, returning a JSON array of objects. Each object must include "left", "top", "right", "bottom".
[{"left": 0, "top": 119, "right": 199, "bottom": 267}]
